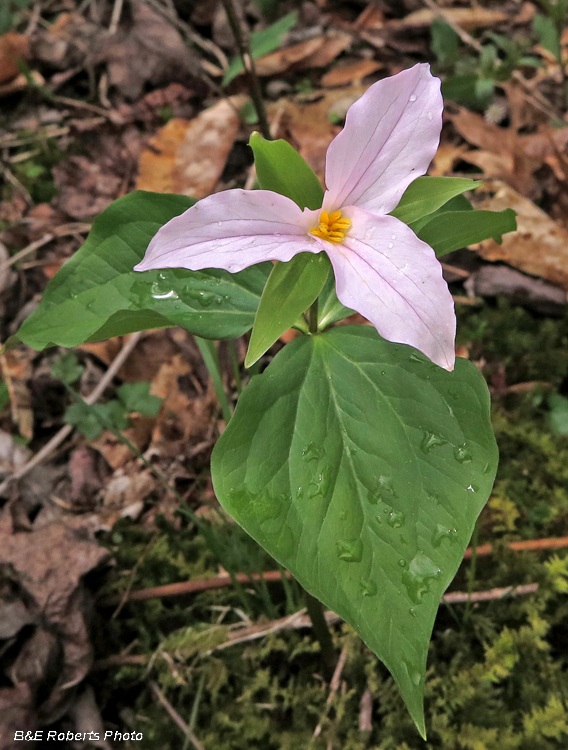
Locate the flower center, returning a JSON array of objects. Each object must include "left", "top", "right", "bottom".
[{"left": 309, "top": 210, "right": 351, "bottom": 244}]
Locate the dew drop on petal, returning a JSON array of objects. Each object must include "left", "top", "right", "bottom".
[
  {"left": 391, "top": 234, "right": 396, "bottom": 240},
  {"left": 427, "top": 111, "right": 433, "bottom": 120},
  {"left": 409, "top": 94, "right": 417, "bottom": 102},
  {"left": 388, "top": 242, "right": 393, "bottom": 249}
]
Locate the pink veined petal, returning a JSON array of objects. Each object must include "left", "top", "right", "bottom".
[
  {"left": 322, "top": 63, "right": 443, "bottom": 216},
  {"left": 134, "top": 189, "right": 320, "bottom": 274},
  {"left": 325, "top": 207, "right": 456, "bottom": 370}
]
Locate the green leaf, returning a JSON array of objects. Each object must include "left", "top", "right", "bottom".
[
  {"left": 10, "top": 192, "right": 271, "bottom": 351},
  {"left": 65, "top": 401, "right": 105, "bottom": 440},
  {"left": 390, "top": 177, "right": 481, "bottom": 225},
  {"left": 117, "top": 382, "right": 162, "bottom": 418},
  {"left": 409, "top": 193, "right": 473, "bottom": 234},
  {"left": 547, "top": 393, "right": 568, "bottom": 435},
  {"left": 245, "top": 253, "right": 330, "bottom": 367},
  {"left": 212, "top": 326, "right": 498, "bottom": 736},
  {"left": 0, "top": 381, "right": 10, "bottom": 413},
  {"left": 249, "top": 133, "right": 324, "bottom": 210},
  {"left": 317, "top": 270, "right": 353, "bottom": 330},
  {"left": 51, "top": 351, "right": 84, "bottom": 385},
  {"left": 534, "top": 14, "right": 561, "bottom": 60},
  {"left": 431, "top": 19, "right": 460, "bottom": 65},
  {"left": 416, "top": 208, "right": 517, "bottom": 257},
  {"left": 222, "top": 11, "right": 298, "bottom": 85}
]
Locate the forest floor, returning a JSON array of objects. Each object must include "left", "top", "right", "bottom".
[{"left": 2, "top": 0, "right": 568, "bottom": 748}]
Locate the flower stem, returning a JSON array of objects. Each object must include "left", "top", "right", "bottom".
[
  {"left": 220, "top": 0, "right": 272, "bottom": 141},
  {"left": 308, "top": 298, "right": 319, "bottom": 334},
  {"left": 304, "top": 589, "right": 336, "bottom": 681},
  {"left": 194, "top": 336, "right": 233, "bottom": 424}
]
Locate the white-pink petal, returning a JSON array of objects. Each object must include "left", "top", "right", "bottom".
[
  {"left": 325, "top": 208, "right": 456, "bottom": 370},
  {"left": 134, "top": 189, "right": 320, "bottom": 274},
  {"left": 322, "top": 63, "right": 443, "bottom": 217}
]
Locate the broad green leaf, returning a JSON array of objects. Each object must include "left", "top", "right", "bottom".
[
  {"left": 246, "top": 253, "right": 330, "bottom": 367},
  {"left": 250, "top": 133, "right": 324, "bottom": 210},
  {"left": 11, "top": 192, "right": 271, "bottom": 351},
  {"left": 416, "top": 208, "right": 517, "bottom": 257},
  {"left": 212, "top": 326, "right": 498, "bottom": 736},
  {"left": 222, "top": 12, "right": 298, "bottom": 85},
  {"left": 390, "top": 176, "right": 481, "bottom": 225}
]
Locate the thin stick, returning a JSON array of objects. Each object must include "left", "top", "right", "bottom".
[
  {"left": 219, "top": 0, "right": 271, "bottom": 140},
  {"left": 108, "top": 0, "right": 124, "bottom": 34},
  {"left": 95, "top": 582, "right": 540, "bottom": 670},
  {"left": 0, "top": 332, "right": 142, "bottom": 496},
  {"left": 312, "top": 646, "right": 348, "bottom": 739},
  {"left": 0, "top": 225, "right": 90, "bottom": 275},
  {"left": 150, "top": 682, "right": 206, "bottom": 750}
]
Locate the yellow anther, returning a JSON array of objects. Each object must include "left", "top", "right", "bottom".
[{"left": 309, "top": 209, "right": 351, "bottom": 244}]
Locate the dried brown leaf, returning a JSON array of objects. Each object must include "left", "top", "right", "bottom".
[
  {"left": 473, "top": 181, "right": 568, "bottom": 290},
  {"left": 0, "top": 31, "right": 29, "bottom": 85},
  {"left": 136, "top": 97, "right": 244, "bottom": 198},
  {"left": 321, "top": 59, "right": 383, "bottom": 88}
]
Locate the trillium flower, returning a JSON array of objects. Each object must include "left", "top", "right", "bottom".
[{"left": 135, "top": 63, "right": 456, "bottom": 370}]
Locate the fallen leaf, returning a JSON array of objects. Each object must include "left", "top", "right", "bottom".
[
  {"left": 95, "top": 3, "right": 201, "bottom": 100},
  {"left": 0, "top": 514, "right": 109, "bottom": 730},
  {"left": 92, "top": 415, "right": 155, "bottom": 470},
  {"left": 136, "top": 97, "right": 244, "bottom": 198},
  {"left": 390, "top": 7, "right": 507, "bottom": 30},
  {"left": 322, "top": 59, "right": 383, "bottom": 88},
  {"left": 472, "top": 181, "right": 568, "bottom": 290},
  {"left": 294, "top": 31, "right": 352, "bottom": 69},
  {"left": 429, "top": 143, "right": 467, "bottom": 176},
  {"left": 0, "top": 31, "right": 29, "bottom": 84},
  {"left": 0, "top": 349, "right": 33, "bottom": 440},
  {"left": 149, "top": 353, "right": 216, "bottom": 455},
  {"left": 255, "top": 36, "right": 325, "bottom": 76},
  {"left": 272, "top": 86, "right": 365, "bottom": 179}
]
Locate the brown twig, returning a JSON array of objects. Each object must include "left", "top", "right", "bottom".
[
  {"left": 95, "top": 580, "right": 540, "bottom": 672},
  {"left": 0, "top": 224, "right": 90, "bottom": 275},
  {"left": 121, "top": 535, "right": 568, "bottom": 603},
  {"left": 312, "top": 646, "right": 348, "bottom": 740},
  {"left": 0, "top": 332, "right": 143, "bottom": 497},
  {"left": 150, "top": 681, "right": 206, "bottom": 750}
]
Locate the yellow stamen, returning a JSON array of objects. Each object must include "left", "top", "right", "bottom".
[{"left": 309, "top": 209, "right": 351, "bottom": 244}]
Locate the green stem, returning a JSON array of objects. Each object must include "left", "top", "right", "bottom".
[
  {"left": 308, "top": 298, "right": 319, "bottom": 335},
  {"left": 465, "top": 518, "right": 480, "bottom": 622},
  {"left": 228, "top": 339, "right": 243, "bottom": 396},
  {"left": 220, "top": 0, "right": 272, "bottom": 140},
  {"left": 304, "top": 589, "right": 336, "bottom": 681},
  {"left": 194, "top": 336, "right": 233, "bottom": 423}
]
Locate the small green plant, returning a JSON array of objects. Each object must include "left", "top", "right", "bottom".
[
  {"left": 51, "top": 352, "right": 161, "bottom": 440},
  {"left": 431, "top": 20, "right": 541, "bottom": 110},
  {"left": 534, "top": 0, "right": 568, "bottom": 102}
]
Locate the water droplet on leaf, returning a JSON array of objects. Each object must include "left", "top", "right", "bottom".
[
  {"left": 387, "top": 510, "right": 405, "bottom": 529},
  {"left": 453, "top": 443, "right": 472, "bottom": 463},
  {"left": 337, "top": 538, "right": 363, "bottom": 563},
  {"left": 420, "top": 432, "right": 447, "bottom": 454},
  {"left": 402, "top": 552, "right": 442, "bottom": 603},
  {"left": 360, "top": 579, "right": 377, "bottom": 597},
  {"left": 432, "top": 524, "right": 458, "bottom": 548}
]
